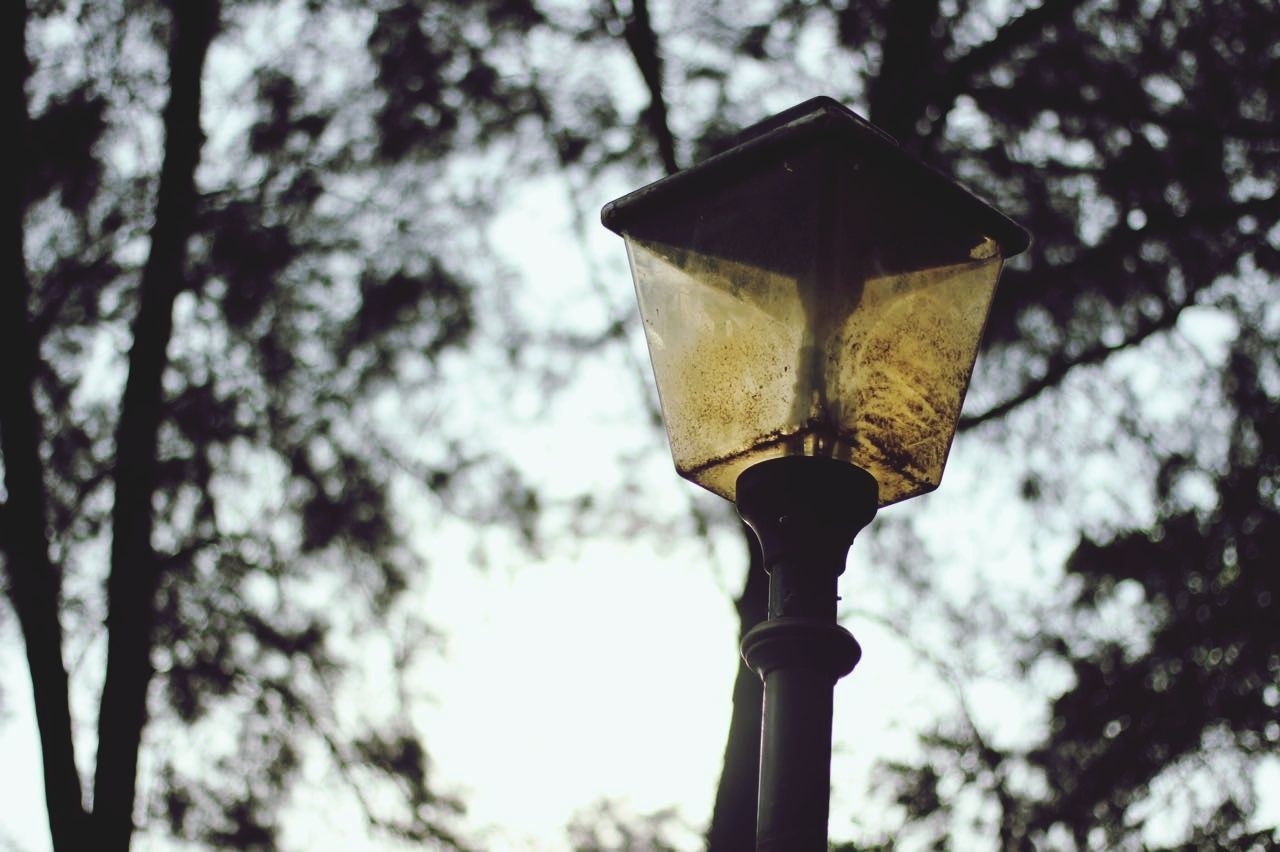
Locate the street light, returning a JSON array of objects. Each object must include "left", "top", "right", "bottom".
[{"left": 602, "top": 97, "right": 1029, "bottom": 850}]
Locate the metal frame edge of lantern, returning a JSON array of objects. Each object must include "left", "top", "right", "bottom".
[{"left": 601, "top": 97, "right": 1031, "bottom": 852}]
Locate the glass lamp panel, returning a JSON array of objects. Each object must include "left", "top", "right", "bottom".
[
  {"left": 626, "top": 233, "right": 1002, "bottom": 506},
  {"left": 626, "top": 239, "right": 809, "bottom": 499},
  {"left": 825, "top": 244, "right": 1002, "bottom": 504}
]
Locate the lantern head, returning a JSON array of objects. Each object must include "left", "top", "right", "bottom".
[{"left": 602, "top": 97, "right": 1030, "bottom": 506}]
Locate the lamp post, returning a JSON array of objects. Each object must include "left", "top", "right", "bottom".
[{"left": 602, "top": 97, "right": 1029, "bottom": 850}]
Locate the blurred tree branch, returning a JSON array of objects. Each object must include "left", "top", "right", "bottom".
[
  {"left": 610, "top": 0, "right": 680, "bottom": 175},
  {"left": 93, "top": 2, "right": 221, "bottom": 847},
  {"left": 960, "top": 290, "right": 1194, "bottom": 431}
]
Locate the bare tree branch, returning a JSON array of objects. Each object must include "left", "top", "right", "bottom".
[
  {"left": 965, "top": 192, "right": 1279, "bottom": 428},
  {"left": 610, "top": 0, "right": 680, "bottom": 175},
  {"left": 92, "top": 2, "right": 221, "bottom": 847},
  {"left": 0, "top": 3, "right": 89, "bottom": 847},
  {"left": 960, "top": 292, "right": 1194, "bottom": 431},
  {"left": 923, "top": 0, "right": 1084, "bottom": 145},
  {"left": 948, "top": 0, "right": 1083, "bottom": 94},
  {"left": 969, "top": 83, "right": 1280, "bottom": 142}
]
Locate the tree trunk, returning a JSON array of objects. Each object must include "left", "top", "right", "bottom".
[
  {"left": 866, "top": 0, "right": 943, "bottom": 150},
  {"left": 0, "top": 3, "right": 91, "bottom": 848},
  {"left": 92, "top": 2, "right": 219, "bottom": 848},
  {"left": 706, "top": 525, "right": 768, "bottom": 851}
]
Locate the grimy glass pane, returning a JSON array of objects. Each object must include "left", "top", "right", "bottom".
[
  {"left": 626, "top": 235, "right": 1003, "bottom": 506},
  {"left": 605, "top": 100, "right": 1027, "bottom": 508}
]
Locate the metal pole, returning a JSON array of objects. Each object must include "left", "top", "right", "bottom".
[{"left": 736, "top": 456, "right": 878, "bottom": 852}]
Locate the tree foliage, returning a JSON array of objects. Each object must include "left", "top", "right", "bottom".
[
  {"left": 5, "top": 0, "right": 558, "bottom": 847},
  {"left": 563, "top": 0, "right": 1280, "bottom": 848}
]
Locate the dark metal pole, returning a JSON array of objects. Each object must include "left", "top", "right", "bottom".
[{"left": 736, "top": 456, "right": 878, "bottom": 852}]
